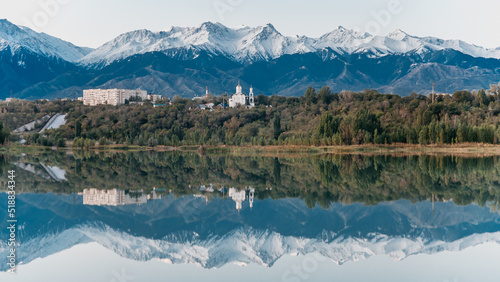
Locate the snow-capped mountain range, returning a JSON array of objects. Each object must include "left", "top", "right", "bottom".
[
  {"left": 2, "top": 192, "right": 499, "bottom": 271},
  {"left": 78, "top": 22, "right": 500, "bottom": 66},
  {"left": 2, "top": 19, "right": 499, "bottom": 66},
  {"left": 0, "top": 19, "right": 92, "bottom": 62},
  {"left": 2, "top": 225, "right": 499, "bottom": 270},
  {"left": 3, "top": 18, "right": 500, "bottom": 99}
]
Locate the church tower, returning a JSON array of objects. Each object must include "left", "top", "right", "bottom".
[
  {"left": 236, "top": 81, "right": 243, "bottom": 94},
  {"left": 249, "top": 187, "right": 255, "bottom": 210},
  {"left": 249, "top": 85, "right": 255, "bottom": 108}
]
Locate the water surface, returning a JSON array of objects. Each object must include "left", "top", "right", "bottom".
[{"left": 1, "top": 152, "right": 499, "bottom": 281}]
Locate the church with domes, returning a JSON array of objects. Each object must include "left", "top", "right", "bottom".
[{"left": 228, "top": 82, "right": 255, "bottom": 109}]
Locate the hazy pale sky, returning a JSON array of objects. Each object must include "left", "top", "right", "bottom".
[
  {"left": 2, "top": 242, "right": 500, "bottom": 282},
  {"left": 0, "top": 0, "right": 498, "bottom": 48}
]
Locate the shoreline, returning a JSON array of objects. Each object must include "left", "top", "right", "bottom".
[
  {"left": 3, "top": 143, "right": 500, "bottom": 157},
  {"left": 198, "top": 144, "right": 500, "bottom": 157}
]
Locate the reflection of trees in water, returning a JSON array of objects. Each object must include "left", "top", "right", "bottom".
[
  {"left": 273, "top": 157, "right": 281, "bottom": 186},
  {"left": 0, "top": 154, "right": 10, "bottom": 174},
  {"left": 75, "top": 158, "right": 82, "bottom": 175},
  {"left": 125, "top": 190, "right": 144, "bottom": 199},
  {"left": 7, "top": 152, "right": 500, "bottom": 210},
  {"left": 314, "top": 155, "right": 500, "bottom": 207}
]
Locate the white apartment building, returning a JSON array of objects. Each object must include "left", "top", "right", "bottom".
[
  {"left": 147, "top": 94, "right": 164, "bottom": 103},
  {"left": 83, "top": 89, "right": 148, "bottom": 106},
  {"left": 83, "top": 188, "right": 148, "bottom": 206}
]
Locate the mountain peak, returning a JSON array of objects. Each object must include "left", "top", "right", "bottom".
[
  {"left": 199, "top": 21, "right": 222, "bottom": 28},
  {"left": 250, "top": 23, "right": 282, "bottom": 40},
  {"left": 130, "top": 29, "right": 153, "bottom": 35},
  {"left": 333, "top": 25, "right": 361, "bottom": 34},
  {"left": 198, "top": 21, "right": 227, "bottom": 31},
  {"left": 111, "top": 29, "right": 157, "bottom": 45},
  {"left": 260, "top": 23, "right": 279, "bottom": 33},
  {"left": 0, "top": 18, "right": 23, "bottom": 34},
  {"left": 388, "top": 29, "right": 409, "bottom": 39},
  {"left": 0, "top": 18, "right": 15, "bottom": 25},
  {"left": 127, "top": 29, "right": 154, "bottom": 38},
  {"left": 195, "top": 21, "right": 231, "bottom": 38},
  {"left": 319, "top": 26, "right": 371, "bottom": 42},
  {"left": 0, "top": 19, "right": 92, "bottom": 62}
]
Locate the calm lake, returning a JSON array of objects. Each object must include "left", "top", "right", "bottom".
[{"left": 1, "top": 151, "right": 500, "bottom": 281}]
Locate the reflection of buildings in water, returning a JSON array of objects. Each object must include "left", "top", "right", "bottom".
[
  {"left": 249, "top": 188, "right": 254, "bottom": 209},
  {"left": 199, "top": 184, "right": 215, "bottom": 193},
  {"left": 228, "top": 188, "right": 245, "bottom": 211},
  {"left": 83, "top": 188, "right": 162, "bottom": 206},
  {"left": 228, "top": 187, "right": 255, "bottom": 211},
  {"left": 194, "top": 194, "right": 210, "bottom": 205},
  {"left": 148, "top": 188, "right": 163, "bottom": 201}
]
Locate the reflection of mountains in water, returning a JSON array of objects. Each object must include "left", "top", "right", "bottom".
[
  {"left": 0, "top": 193, "right": 499, "bottom": 270},
  {"left": 6, "top": 225, "right": 500, "bottom": 270},
  {"left": 15, "top": 162, "right": 66, "bottom": 182}
]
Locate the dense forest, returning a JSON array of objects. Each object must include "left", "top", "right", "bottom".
[
  {"left": 0, "top": 122, "right": 9, "bottom": 145},
  {"left": 3, "top": 86, "right": 500, "bottom": 147}
]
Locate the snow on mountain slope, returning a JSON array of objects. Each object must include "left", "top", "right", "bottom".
[
  {"left": 79, "top": 22, "right": 500, "bottom": 67},
  {"left": 0, "top": 19, "right": 93, "bottom": 62},
  {"left": 1, "top": 18, "right": 499, "bottom": 67},
  {"left": 314, "top": 26, "right": 372, "bottom": 53},
  {"left": 2, "top": 225, "right": 499, "bottom": 270},
  {"left": 78, "top": 22, "right": 302, "bottom": 66}
]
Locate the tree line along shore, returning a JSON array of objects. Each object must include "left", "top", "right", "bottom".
[{"left": 2, "top": 86, "right": 500, "bottom": 149}]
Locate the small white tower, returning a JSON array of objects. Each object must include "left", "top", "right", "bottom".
[
  {"left": 206, "top": 86, "right": 209, "bottom": 97},
  {"left": 249, "top": 187, "right": 255, "bottom": 210},
  {"left": 249, "top": 85, "right": 255, "bottom": 108},
  {"left": 236, "top": 81, "right": 243, "bottom": 94}
]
